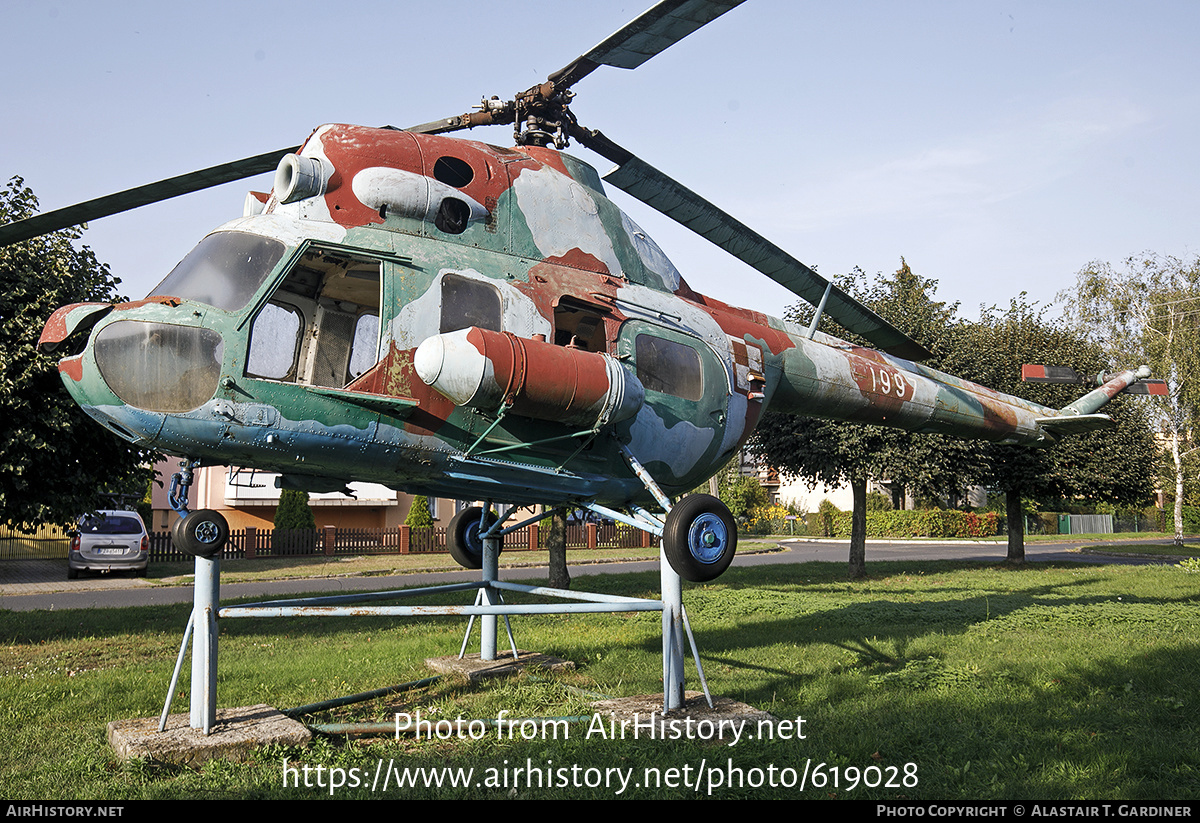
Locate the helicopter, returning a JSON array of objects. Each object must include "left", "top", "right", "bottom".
[{"left": 8, "top": 0, "right": 1161, "bottom": 584}]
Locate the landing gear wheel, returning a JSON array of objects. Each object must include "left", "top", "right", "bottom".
[
  {"left": 447, "top": 506, "right": 499, "bottom": 570},
  {"left": 663, "top": 494, "right": 737, "bottom": 582},
  {"left": 172, "top": 509, "right": 229, "bottom": 558}
]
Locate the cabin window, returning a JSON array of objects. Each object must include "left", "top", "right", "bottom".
[
  {"left": 150, "top": 231, "right": 285, "bottom": 311},
  {"left": 246, "top": 302, "right": 302, "bottom": 380},
  {"left": 433, "top": 156, "right": 474, "bottom": 188},
  {"left": 635, "top": 334, "right": 703, "bottom": 400},
  {"left": 348, "top": 313, "right": 380, "bottom": 380},
  {"left": 439, "top": 273, "right": 501, "bottom": 333},
  {"left": 554, "top": 298, "right": 609, "bottom": 352},
  {"left": 620, "top": 212, "right": 681, "bottom": 291},
  {"left": 245, "top": 248, "right": 382, "bottom": 388}
]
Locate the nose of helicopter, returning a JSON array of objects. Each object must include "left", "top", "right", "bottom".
[
  {"left": 88, "top": 319, "right": 224, "bottom": 413},
  {"left": 40, "top": 302, "right": 226, "bottom": 447}
]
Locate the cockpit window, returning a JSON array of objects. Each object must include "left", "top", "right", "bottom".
[{"left": 149, "top": 232, "right": 286, "bottom": 311}]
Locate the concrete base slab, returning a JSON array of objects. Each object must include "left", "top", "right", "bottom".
[
  {"left": 107, "top": 704, "right": 311, "bottom": 767},
  {"left": 591, "top": 692, "right": 777, "bottom": 742},
  {"left": 425, "top": 651, "right": 575, "bottom": 682}
]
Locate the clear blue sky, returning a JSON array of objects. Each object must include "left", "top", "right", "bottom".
[{"left": 4, "top": 0, "right": 1198, "bottom": 324}]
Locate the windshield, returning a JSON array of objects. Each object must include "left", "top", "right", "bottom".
[
  {"left": 149, "top": 231, "right": 286, "bottom": 311},
  {"left": 78, "top": 513, "right": 143, "bottom": 535}
]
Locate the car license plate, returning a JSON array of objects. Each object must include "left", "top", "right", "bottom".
[{"left": 97, "top": 548, "right": 125, "bottom": 556}]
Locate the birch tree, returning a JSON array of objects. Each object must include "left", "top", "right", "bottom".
[{"left": 1061, "top": 253, "right": 1200, "bottom": 544}]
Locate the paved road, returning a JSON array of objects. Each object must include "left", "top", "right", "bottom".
[{"left": 0, "top": 537, "right": 1177, "bottom": 613}]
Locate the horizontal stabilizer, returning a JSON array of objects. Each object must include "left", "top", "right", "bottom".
[
  {"left": 1035, "top": 413, "right": 1116, "bottom": 436},
  {"left": 1124, "top": 379, "right": 1169, "bottom": 396},
  {"left": 1022, "top": 364, "right": 1084, "bottom": 384}
]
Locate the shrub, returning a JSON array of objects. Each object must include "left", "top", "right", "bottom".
[
  {"left": 405, "top": 496, "right": 435, "bottom": 528},
  {"left": 829, "top": 509, "right": 1000, "bottom": 539},
  {"left": 273, "top": 489, "right": 315, "bottom": 551}
]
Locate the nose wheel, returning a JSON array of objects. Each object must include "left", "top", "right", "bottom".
[
  {"left": 172, "top": 509, "right": 230, "bottom": 558},
  {"left": 662, "top": 494, "right": 737, "bottom": 582},
  {"left": 168, "top": 459, "right": 230, "bottom": 558}
]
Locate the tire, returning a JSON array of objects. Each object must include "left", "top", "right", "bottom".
[
  {"left": 173, "top": 509, "right": 229, "bottom": 558},
  {"left": 446, "top": 507, "right": 499, "bottom": 570},
  {"left": 662, "top": 494, "right": 737, "bottom": 582},
  {"left": 67, "top": 566, "right": 79, "bottom": 580}
]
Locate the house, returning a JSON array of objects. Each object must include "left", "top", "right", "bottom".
[{"left": 146, "top": 459, "right": 458, "bottom": 533}]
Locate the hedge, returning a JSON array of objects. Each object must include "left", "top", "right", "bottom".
[{"left": 828, "top": 509, "right": 1000, "bottom": 539}]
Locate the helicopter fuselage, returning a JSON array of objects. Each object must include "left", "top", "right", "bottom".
[{"left": 40, "top": 124, "right": 1069, "bottom": 510}]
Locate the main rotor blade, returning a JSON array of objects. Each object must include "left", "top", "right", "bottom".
[
  {"left": 577, "top": 129, "right": 932, "bottom": 361},
  {"left": 0, "top": 148, "right": 293, "bottom": 247},
  {"left": 550, "top": 0, "right": 747, "bottom": 88},
  {"left": 405, "top": 1, "right": 747, "bottom": 137}
]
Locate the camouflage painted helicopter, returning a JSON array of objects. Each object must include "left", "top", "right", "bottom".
[{"left": 7, "top": 0, "right": 1160, "bottom": 583}]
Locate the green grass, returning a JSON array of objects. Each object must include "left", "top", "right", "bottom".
[
  {"left": 1078, "top": 542, "right": 1200, "bottom": 557},
  {"left": 148, "top": 539, "right": 785, "bottom": 585},
  {"left": 2, "top": 559, "right": 1198, "bottom": 799}
]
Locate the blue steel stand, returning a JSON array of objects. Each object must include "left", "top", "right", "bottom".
[
  {"left": 191, "top": 555, "right": 219, "bottom": 732},
  {"left": 661, "top": 551, "right": 685, "bottom": 711},
  {"left": 480, "top": 533, "right": 501, "bottom": 661},
  {"left": 160, "top": 504, "right": 711, "bottom": 727}
]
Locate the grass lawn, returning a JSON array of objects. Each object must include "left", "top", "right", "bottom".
[
  {"left": 148, "top": 539, "right": 786, "bottom": 585},
  {"left": 2, "top": 558, "right": 1198, "bottom": 799},
  {"left": 1079, "top": 542, "right": 1200, "bottom": 557}
]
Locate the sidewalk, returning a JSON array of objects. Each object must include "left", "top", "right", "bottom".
[{"left": 0, "top": 559, "right": 159, "bottom": 597}]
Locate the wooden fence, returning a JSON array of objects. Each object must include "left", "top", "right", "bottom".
[{"left": 145, "top": 521, "right": 655, "bottom": 562}]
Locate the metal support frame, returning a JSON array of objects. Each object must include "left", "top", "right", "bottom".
[
  {"left": 805, "top": 281, "right": 834, "bottom": 340},
  {"left": 160, "top": 455, "right": 715, "bottom": 724},
  {"left": 158, "top": 458, "right": 227, "bottom": 734},
  {"left": 191, "top": 555, "right": 219, "bottom": 732},
  {"left": 160, "top": 554, "right": 221, "bottom": 734}
]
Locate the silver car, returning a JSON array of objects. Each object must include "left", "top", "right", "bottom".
[{"left": 68, "top": 510, "right": 149, "bottom": 579}]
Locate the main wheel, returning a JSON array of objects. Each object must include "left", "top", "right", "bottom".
[
  {"left": 173, "top": 509, "right": 229, "bottom": 558},
  {"left": 662, "top": 494, "right": 737, "bottom": 582},
  {"left": 447, "top": 506, "right": 498, "bottom": 570}
]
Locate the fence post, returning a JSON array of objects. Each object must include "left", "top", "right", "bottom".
[
  {"left": 399, "top": 524, "right": 410, "bottom": 555},
  {"left": 245, "top": 527, "right": 257, "bottom": 560},
  {"left": 641, "top": 528, "right": 651, "bottom": 548},
  {"left": 587, "top": 522, "right": 597, "bottom": 550},
  {"left": 323, "top": 525, "right": 336, "bottom": 556},
  {"left": 529, "top": 523, "right": 539, "bottom": 551}
]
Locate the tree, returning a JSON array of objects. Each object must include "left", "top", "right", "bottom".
[
  {"left": 0, "top": 177, "right": 158, "bottom": 527},
  {"left": 752, "top": 261, "right": 983, "bottom": 578},
  {"left": 404, "top": 495, "right": 435, "bottom": 528},
  {"left": 942, "top": 295, "right": 1158, "bottom": 560},
  {"left": 701, "top": 458, "right": 767, "bottom": 521},
  {"left": 1060, "top": 253, "right": 1200, "bottom": 544},
  {"left": 546, "top": 508, "right": 570, "bottom": 590},
  {"left": 274, "top": 489, "right": 315, "bottom": 531}
]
